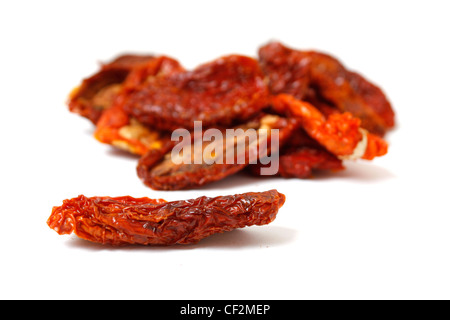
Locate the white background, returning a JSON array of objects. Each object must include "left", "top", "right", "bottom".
[{"left": 1, "top": 0, "right": 449, "bottom": 300}]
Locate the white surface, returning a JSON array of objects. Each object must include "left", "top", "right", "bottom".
[{"left": 1, "top": 0, "right": 449, "bottom": 300}]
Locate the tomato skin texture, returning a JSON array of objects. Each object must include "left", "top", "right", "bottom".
[{"left": 123, "top": 55, "right": 269, "bottom": 131}]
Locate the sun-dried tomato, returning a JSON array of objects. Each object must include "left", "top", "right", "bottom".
[
  {"left": 137, "top": 114, "right": 298, "bottom": 190},
  {"left": 258, "top": 41, "right": 395, "bottom": 136},
  {"left": 270, "top": 94, "right": 362, "bottom": 156},
  {"left": 122, "top": 55, "right": 269, "bottom": 131},
  {"left": 269, "top": 94, "right": 388, "bottom": 160},
  {"left": 94, "top": 56, "right": 184, "bottom": 155},
  {"left": 68, "top": 54, "right": 156, "bottom": 123},
  {"left": 47, "top": 190, "right": 286, "bottom": 245}
]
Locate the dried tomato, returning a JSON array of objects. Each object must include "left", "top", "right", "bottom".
[
  {"left": 258, "top": 41, "right": 395, "bottom": 136},
  {"left": 270, "top": 94, "right": 362, "bottom": 156},
  {"left": 123, "top": 55, "right": 269, "bottom": 131},
  {"left": 137, "top": 114, "right": 298, "bottom": 190},
  {"left": 270, "top": 94, "right": 388, "bottom": 160},
  {"left": 47, "top": 190, "right": 286, "bottom": 245},
  {"left": 68, "top": 54, "right": 155, "bottom": 123},
  {"left": 94, "top": 56, "right": 184, "bottom": 155}
]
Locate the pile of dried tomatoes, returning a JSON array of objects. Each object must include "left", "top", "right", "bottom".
[
  {"left": 47, "top": 42, "right": 395, "bottom": 245},
  {"left": 68, "top": 41, "right": 394, "bottom": 191}
]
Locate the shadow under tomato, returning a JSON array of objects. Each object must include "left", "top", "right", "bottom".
[
  {"left": 192, "top": 161, "right": 395, "bottom": 191},
  {"left": 311, "top": 161, "right": 396, "bottom": 182},
  {"left": 106, "top": 148, "right": 141, "bottom": 161},
  {"left": 64, "top": 225, "right": 297, "bottom": 251},
  {"left": 194, "top": 171, "right": 271, "bottom": 191}
]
